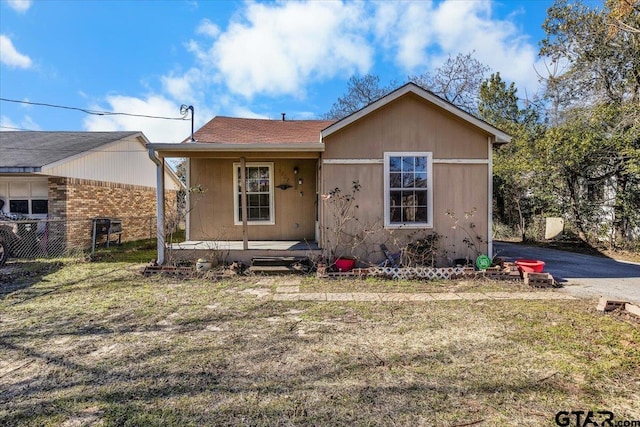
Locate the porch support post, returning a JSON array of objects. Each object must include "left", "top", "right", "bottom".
[
  {"left": 487, "top": 136, "right": 493, "bottom": 258},
  {"left": 148, "top": 148, "right": 165, "bottom": 265},
  {"left": 240, "top": 157, "right": 248, "bottom": 250}
]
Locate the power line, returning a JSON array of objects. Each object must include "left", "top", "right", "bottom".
[
  {"left": 0, "top": 98, "right": 190, "bottom": 121},
  {"left": 0, "top": 146, "right": 154, "bottom": 153},
  {"left": 0, "top": 125, "right": 34, "bottom": 131}
]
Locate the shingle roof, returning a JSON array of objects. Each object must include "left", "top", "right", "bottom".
[
  {"left": 0, "top": 131, "right": 140, "bottom": 170},
  {"left": 192, "top": 116, "right": 334, "bottom": 144}
]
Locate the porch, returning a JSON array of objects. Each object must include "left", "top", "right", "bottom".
[{"left": 168, "top": 240, "right": 321, "bottom": 264}]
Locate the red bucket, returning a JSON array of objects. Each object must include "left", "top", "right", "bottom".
[
  {"left": 335, "top": 258, "right": 355, "bottom": 272},
  {"left": 515, "top": 259, "right": 545, "bottom": 273}
]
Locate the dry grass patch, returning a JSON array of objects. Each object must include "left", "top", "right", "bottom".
[{"left": 1, "top": 261, "right": 639, "bottom": 426}]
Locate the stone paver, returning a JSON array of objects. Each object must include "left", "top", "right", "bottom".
[
  {"left": 326, "top": 293, "right": 354, "bottom": 301},
  {"left": 430, "top": 293, "right": 464, "bottom": 301},
  {"left": 276, "top": 286, "right": 299, "bottom": 293},
  {"left": 273, "top": 293, "right": 299, "bottom": 301},
  {"left": 455, "top": 292, "right": 486, "bottom": 300},
  {"left": 352, "top": 293, "right": 381, "bottom": 302},
  {"left": 298, "top": 293, "right": 327, "bottom": 301},
  {"left": 408, "top": 294, "right": 435, "bottom": 302},
  {"left": 269, "top": 288, "right": 577, "bottom": 302},
  {"left": 379, "top": 293, "right": 411, "bottom": 302}
]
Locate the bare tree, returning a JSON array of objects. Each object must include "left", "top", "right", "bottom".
[
  {"left": 409, "top": 51, "right": 490, "bottom": 113},
  {"left": 322, "top": 74, "right": 396, "bottom": 120}
]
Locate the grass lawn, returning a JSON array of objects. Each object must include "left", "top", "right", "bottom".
[{"left": 1, "top": 255, "right": 639, "bottom": 426}]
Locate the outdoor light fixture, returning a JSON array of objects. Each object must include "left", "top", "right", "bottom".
[
  {"left": 298, "top": 178, "right": 303, "bottom": 185},
  {"left": 293, "top": 167, "right": 299, "bottom": 174},
  {"left": 180, "top": 104, "right": 195, "bottom": 142}
]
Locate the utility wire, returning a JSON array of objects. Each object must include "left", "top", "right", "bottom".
[
  {"left": 0, "top": 145, "right": 174, "bottom": 153},
  {"left": 0, "top": 97, "right": 190, "bottom": 121},
  {"left": 0, "top": 125, "right": 34, "bottom": 131}
]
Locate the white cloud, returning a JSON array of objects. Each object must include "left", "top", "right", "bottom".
[
  {"left": 228, "top": 106, "right": 269, "bottom": 119},
  {"left": 373, "top": 0, "right": 542, "bottom": 97},
  {"left": 6, "top": 0, "right": 31, "bottom": 13},
  {"left": 206, "top": 1, "right": 373, "bottom": 98},
  {"left": 0, "top": 35, "right": 32, "bottom": 68},
  {"left": 374, "top": 1, "right": 435, "bottom": 70},
  {"left": 0, "top": 114, "right": 40, "bottom": 131},
  {"left": 161, "top": 68, "right": 206, "bottom": 104},
  {"left": 197, "top": 18, "right": 220, "bottom": 38},
  {"left": 83, "top": 94, "right": 196, "bottom": 143}
]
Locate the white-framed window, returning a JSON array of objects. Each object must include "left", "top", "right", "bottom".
[
  {"left": 384, "top": 152, "right": 433, "bottom": 228},
  {"left": 9, "top": 199, "right": 48, "bottom": 215},
  {"left": 233, "top": 162, "right": 275, "bottom": 225}
]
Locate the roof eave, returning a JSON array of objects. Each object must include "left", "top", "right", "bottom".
[
  {"left": 0, "top": 167, "right": 42, "bottom": 173},
  {"left": 147, "top": 142, "right": 325, "bottom": 154}
]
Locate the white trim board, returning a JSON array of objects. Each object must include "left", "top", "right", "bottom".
[
  {"left": 433, "top": 159, "right": 489, "bottom": 164},
  {"left": 322, "top": 159, "right": 383, "bottom": 164},
  {"left": 323, "top": 158, "right": 488, "bottom": 165}
]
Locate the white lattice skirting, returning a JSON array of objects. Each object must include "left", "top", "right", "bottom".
[{"left": 371, "top": 266, "right": 465, "bottom": 280}]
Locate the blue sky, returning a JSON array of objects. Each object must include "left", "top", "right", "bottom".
[{"left": 1, "top": 0, "right": 558, "bottom": 143}]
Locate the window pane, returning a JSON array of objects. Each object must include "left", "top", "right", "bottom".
[
  {"left": 247, "top": 179, "right": 259, "bottom": 192},
  {"left": 248, "top": 208, "right": 260, "bottom": 220},
  {"left": 415, "top": 190, "right": 427, "bottom": 206},
  {"left": 415, "top": 207, "right": 427, "bottom": 222},
  {"left": 402, "top": 157, "right": 414, "bottom": 173},
  {"left": 259, "top": 194, "right": 269, "bottom": 206},
  {"left": 390, "top": 191, "right": 402, "bottom": 207},
  {"left": 401, "top": 191, "right": 416, "bottom": 207},
  {"left": 31, "top": 199, "right": 48, "bottom": 214},
  {"left": 390, "top": 207, "right": 401, "bottom": 223},
  {"left": 415, "top": 172, "right": 427, "bottom": 188},
  {"left": 10, "top": 200, "right": 28, "bottom": 214},
  {"left": 389, "top": 157, "right": 401, "bottom": 172},
  {"left": 390, "top": 173, "right": 402, "bottom": 188},
  {"left": 259, "top": 179, "right": 269, "bottom": 192},
  {"left": 415, "top": 156, "right": 427, "bottom": 173},
  {"left": 402, "top": 172, "right": 415, "bottom": 188}
]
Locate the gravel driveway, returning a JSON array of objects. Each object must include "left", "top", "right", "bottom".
[{"left": 494, "top": 241, "right": 640, "bottom": 303}]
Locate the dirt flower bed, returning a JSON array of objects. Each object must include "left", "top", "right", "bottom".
[{"left": 1, "top": 260, "right": 639, "bottom": 426}]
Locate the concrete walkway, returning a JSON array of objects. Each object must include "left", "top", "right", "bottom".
[{"left": 272, "top": 285, "right": 576, "bottom": 302}]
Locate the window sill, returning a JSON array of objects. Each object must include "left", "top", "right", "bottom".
[
  {"left": 384, "top": 223, "right": 433, "bottom": 229},
  {"left": 234, "top": 221, "right": 276, "bottom": 226}
]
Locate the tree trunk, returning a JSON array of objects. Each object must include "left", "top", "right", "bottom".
[{"left": 567, "top": 174, "right": 589, "bottom": 242}]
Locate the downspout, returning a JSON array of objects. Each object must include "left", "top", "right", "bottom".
[
  {"left": 487, "top": 136, "right": 494, "bottom": 258},
  {"left": 148, "top": 148, "right": 166, "bottom": 265}
]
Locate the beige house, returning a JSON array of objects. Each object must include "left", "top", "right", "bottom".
[{"left": 148, "top": 83, "right": 511, "bottom": 265}]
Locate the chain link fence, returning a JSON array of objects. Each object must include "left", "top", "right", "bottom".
[{"left": 0, "top": 216, "right": 159, "bottom": 261}]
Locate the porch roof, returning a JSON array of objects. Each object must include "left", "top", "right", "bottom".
[{"left": 146, "top": 142, "right": 325, "bottom": 158}]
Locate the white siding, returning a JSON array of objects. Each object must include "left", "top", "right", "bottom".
[
  {"left": 41, "top": 136, "right": 180, "bottom": 190},
  {"left": 0, "top": 176, "right": 50, "bottom": 217}
]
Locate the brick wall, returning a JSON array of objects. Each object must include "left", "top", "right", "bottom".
[{"left": 48, "top": 177, "right": 177, "bottom": 248}]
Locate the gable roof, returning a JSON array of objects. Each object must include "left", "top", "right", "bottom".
[
  {"left": 0, "top": 131, "right": 140, "bottom": 172},
  {"left": 193, "top": 116, "right": 335, "bottom": 144},
  {"left": 322, "top": 82, "right": 512, "bottom": 144}
]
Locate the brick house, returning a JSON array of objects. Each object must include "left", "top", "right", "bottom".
[{"left": 0, "top": 131, "right": 182, "bottom": 250}]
